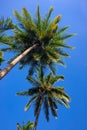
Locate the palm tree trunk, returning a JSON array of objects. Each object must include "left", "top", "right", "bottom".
[
  {"left": 0, "top": 44, "right": 37, "bottom": 80},
  {"left": 34, "top": 98, "right": 43, "bottom": 130}
]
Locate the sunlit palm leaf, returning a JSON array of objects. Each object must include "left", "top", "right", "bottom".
[
  {"left": 17, "top": 123, "right": 22, "bottom": 130},
  {"left": 24, "top": 96, "right": 37, "bottom": 111}
]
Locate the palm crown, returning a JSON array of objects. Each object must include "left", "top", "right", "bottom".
[
  {"left": 1, "top": 6, "right": 74, "bottom": 76},
  {"left": 17, "top": 67, "right": 70, "bottom": 130}
]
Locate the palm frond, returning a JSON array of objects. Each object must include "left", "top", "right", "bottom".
[
  {"left": 34, "top": 96, "right": 41, "bottom": 116},
  {"left": 57, "top": 26, "right": 69, "bottom": 34},
  {"left": 16, "top": 123, "right": 22, "bottom": 130},
  {"left": 1, "top": 47, "right": 16, "bottom": 52},
  {"left": 28, "top": 87, "right": 40, "bottom": 96},
  {"left": 58, "top": 60, "right": 66, "bottom": 66},
  {"left": 46, "top": 50, "right": 60, "bottom": 62},
  {"left": 28, "top": 60, "right": 38, "bottom": 76},
  {"left": 22, "top": 8, "right": 32, "bottom": 21},
  {"left": 16, "top": 91, "right": 28, "bottom": 96},
  {"left": 51, "top": 87, "right": 70, "bottom": 102},
  {"left": 62, "top": 93, "right": 70, "bottom": 102},
  {"left": 48, "top": 97, "right": 58, "bottom": 119},
  {"left": 36, "top": 6, "right": 41, "bottom": 31},
  {"left": 17, "top": 121, "right": 34, "bottom": 130},
  {"left": 46, "top": 7, "right": 54, "bottom": 23},
  {"left": 60, "top": 98, "right": 70, "bottom": 108},
  {"left": 44, "top": 97, "right": 49, "bottom": 121},
  {"left": 58, "top": 44, "right": 74, "bottom": 49},
  {"left": 14, "top": 10, "right": 23, "bottom": 23},
  {"left": 27, "top": 76, "right": 39, "bottom": 86},
  {"left": 42, "top": 7, "right": 54, "bottom": 30},
  {"left": 58, "top": 34, "right": 76, "bottom": 40},
  {"left": 48, "top": 61, "right": 56, "bottom": 75},
  {"left": 24, "top": 96, "right": 37, "bottom": 111},
  {"left": 0, "top": 17, "right": 14, "bottom": 33},
  {"left": 52, "top": 101, "right": 58, "bottom": 110},
  {"left": 24, "top": 121, "right": 34, "bottom": 130},
  {"left": 49, "top": 39, "right": 74, "bottom": 50},
  {"left": 54, "top": 15, "right": 62, "bottom": 24},
  {"left": 45, "top": 73, "right": 52, "bottom": 84},
  {"left": 36, "top": 65, "right": 44, "bottom": 82},
  {"left": 49, "top": 97, "right": 58, "bottom": 110},
  {"left": 57, "top": 49, "right": 70, "bottom": 57},
  {"left": 51, "top": 107, "right": 58, "bottom": 119},
  {"left": 49, "top": 75, "right": 64, "bottom": 84}
]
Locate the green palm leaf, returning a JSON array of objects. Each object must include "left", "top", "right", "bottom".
[
  {"left": 57, "top": 26, "right": 69, "bottom": 34},
  {"left": 36, "top": 6, "right": 41, "bottom": 31},
  {"left": 49, "top": 75, "right": 64, "bottom": 84},
  {"left": 28, "top": 87, "right": 40, "bottom": 96},
  {"left": 48, "top": 97, "right": 58, "bottom": 119},
  {"left": 24, "top": 121, "right": 34, "bottom": 130},
  {"left": 27, "top": 76, "right": 39, "bottom": 86},
  {"left": 17, "top": 121, "right": 34, "bottom": 130},
  {"left": 34, "top": 96, "right": 42, "bottom": 116},
  {"left": 0, "top": 17, "right": 14, "bottom": 32},
  {"left": 24, "top": 96, "right": 37, "bottom": 111},
  {"left": 42, "top": 7, "right": 54, "bottom": 30},
  {"left": 17, "top": 123, "right": 22, "bottom": 130},
  {"left": 16, "top": 91, "right": 28, "bottom": 96},
  {"left": 22, "top": 8, "right": 32, "bottom": 21},
  {"left": 44, "top": 97, "right": 49, "bottom": 121},
  {"left": 54, "top": 15, "right": 62, "bottom": 24}
]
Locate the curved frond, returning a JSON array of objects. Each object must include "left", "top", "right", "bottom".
[
  {"left": 24, "top": 96, "right": 37, "bottom": 111},
  {"left": 25, "top": 121, "right": 34, "bottom": 130},
  {"left": 0, "top": 17, "right": 14, "bottom": 33},
  {"left": 49, "top": 75, "right": 64, "bottom": 84},
  {"left": 54, "top": 15, "right": 62, "bottom": 24},
  {"left": 60, "top": 98, "right": 70, "bottom": 108},
  {"left": 16, "top": 123, "right": 22, "bottom": 130},
  {"left": 27, "top": 76, "right": 39, "bottom": 86},
  {"left": 51, "top": 87, "right": 70, "bottom": 102},
  {"left": 17, "top": 121, "right": 34, "bottom": 130}
]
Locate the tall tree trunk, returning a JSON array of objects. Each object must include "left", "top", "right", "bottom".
[
  {"left": 33, "top": 98, "right": 43, "bottom": 130},
  {"left": 0, "top": 44, "right": 37, "bottom": 80}
]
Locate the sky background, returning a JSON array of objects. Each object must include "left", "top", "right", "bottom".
[{"left": 0, "top": 0, "right": 87, "bottom": 130}]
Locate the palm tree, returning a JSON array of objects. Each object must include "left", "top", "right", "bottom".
[
  {"left": 17, "top": 121, "right": 34, "bottom": 130},
  {"left": 0, "top": 6, "right": 74, "bottom": 79},
  {"left": 17, "top": 68, "right": 70, "bottom": 130}
]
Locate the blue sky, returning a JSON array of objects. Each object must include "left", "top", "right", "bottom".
[{"left": 0, "top": 0, "right": 87, "bottom": 130}]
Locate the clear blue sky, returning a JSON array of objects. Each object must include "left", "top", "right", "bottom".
[{"left": 0, "top": 0, "right": 87, "bottom": 130}]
